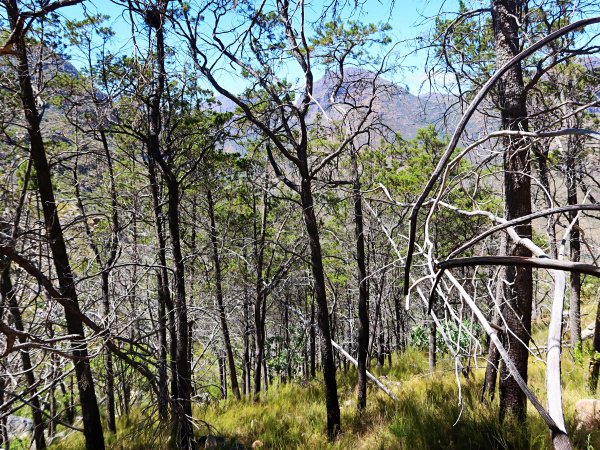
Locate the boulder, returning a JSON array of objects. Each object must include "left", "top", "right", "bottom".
[
  {"left": 574, "top": 399, "right": 600, "bottom": 430},
  {"left": 6, "top": 415, "right": 33, "bottom": 439}
]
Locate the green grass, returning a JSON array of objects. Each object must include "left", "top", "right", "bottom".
[
  {"left": 47, "top": 347, "right": 600, "bottom": 449},
  {"left": 197, "top": 350, "right": 600, "bottom": 449}
]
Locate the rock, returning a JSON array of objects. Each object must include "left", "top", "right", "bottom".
[
  {"left": 202, "top": 435, "right": 227, "bottom": 448},
  {"left": 6, "top": 415, "right": 33, "bottom": 439},
  {"left": 197, "top": 435, "right": 248, "bottom": 449},
  {"left": 582, "top": 322, "right": 595, "bottom": 341},
  {"left": 575, "top": 399, "right": 600, "bottom": 430}
]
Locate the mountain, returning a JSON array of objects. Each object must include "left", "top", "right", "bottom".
[
  {"left": 308, "top": 68, "right": 459, "bottom": 139},
  {"left": 216, "top": 68, "right": 489, "bottom": 146}
]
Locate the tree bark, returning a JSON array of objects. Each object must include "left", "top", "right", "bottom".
[
  {"left": 207, "top": 189, "right": 241, "bottom": 400},
  {"left": 2, "top": 265, "right": 46, "bottom": 449},
  {"left": 492, "top": 0, "right": 533, "bottom": 423},
  {"left": 482, "top": 239, "right": 507, "bottom": 403},
  {"left": 253, "top": 188, "right": 268, "bottom": 400},
  {"left": 300, "top": 177, "right": 341, "bottom": 439},
  {"left": 310, "top": 290, "right": 316, "bottom": 379},
  {"left": 145, "top": 4, "right": 194, "bottom": 446},
  {"left": 566, "top": 156, "right": 581, "bottom": 349},
  {"left": 148, "top": 158, "right": 175, "bottom": 420},
  {"left": 429, "top": 319, "right": 437, "bottom": 372},
  {"left": 242, "top": 294, "right": 250, "bottom": 396},
  {"left": 589, "top": 298, "right": 600, "bottom": 393},
  {"left": 352, "top": 150, "right": 369, "bottom": 412},
  {"left": 6, "top": 3, "right": 105, "bottom": 446}
]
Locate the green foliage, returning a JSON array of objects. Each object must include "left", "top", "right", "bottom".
[
  {"left": 409, "top": 319, "right": 483, "bottom": 355},
  {"left": 312, "top": 20, "right": 391, "bottom": 67}
]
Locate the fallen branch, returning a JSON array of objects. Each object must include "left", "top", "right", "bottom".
[
  {"left": 330, "top": 340, "right": 398, "bottom": 401},
  {"left": 436, "top": 256, "right": 600, "bottom": 277}
]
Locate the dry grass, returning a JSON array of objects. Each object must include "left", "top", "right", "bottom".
[{"left": 46, "top": 345, "right": 600, "bottom": 449}]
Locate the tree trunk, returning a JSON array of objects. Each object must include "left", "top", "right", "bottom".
[
  {"left": 242, "top": 295, "right": 250, "bottom": 396},
  {"left": 482, "top": 241, "right": 506, "bottom": 403},
  {"left": 589, "top": 298, "right": 600, "bottom": 393},
  {"left": 492, "top": 0, "right": 533, "bottom": 423},
  {"left": 310, "top": 290, "right": 316, "bottom": 379},
  {"left": 101, "top": 271, "right": 117, "bottom": 433},
  {"left": 6, "top": 3, "right": 105, "bottom": 446},
  {"left": 148, "top": 158, "right": 174, "bottom": 420},
  {"left": 99, "top": 128, "right": 119, "bottom": 434},
  {"left": 166, "top": 181, "right": 194, "bottom": 449},
  {"left": 2, "top": 265, "right": 46, "bottom": 449},
  {"left": 352, "top": 150, "right": 369, "bottom": 412},
  {"left": 218, "top": 356, "right": 227, "bottom": 399},
  {"left": 0, "top": 376, "right": 6, "bottom": 449},
  {"left": 377, "top": 328, "right": 385, "bottom": 368},
  {"left": 284, "top": 302, "right": 292, "bottom": 382},
  {"left": 144, "top": 5, "right": 194, "bottom": 445},
  {"left": 567, "top": 156, "right": 581, "bottom": 349},
  {"left": 207, "top": 189, "right": 241, "bottom": 400},
  {"left": 253, "top": 288, "right": 266, "bottom": 399},
  {"left": 253, "top": 189, "right": 268, "bottom": 400},
  {"left": 429, "top": 319, "right": 437, "bottom": 372},
  {"left": 535, "top": 149, "right": 558, "bottom": 259},
  {"left": 300, "top": 177, "right": 341, "bottom": 440}
]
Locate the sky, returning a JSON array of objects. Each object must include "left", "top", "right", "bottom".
[{"left": 59, "top": 0, "right": 461, "bottom": 95}]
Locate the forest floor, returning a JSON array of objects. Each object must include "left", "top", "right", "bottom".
[{"left": 45, "top": 346, "right": 600, "bottom": 450}]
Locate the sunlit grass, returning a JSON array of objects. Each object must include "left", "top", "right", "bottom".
[{"left": 47, "top": 345, "right": 600, "bottom": 449}]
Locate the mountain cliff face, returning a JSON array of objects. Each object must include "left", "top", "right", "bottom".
[
  {"left": 217, "top": 68, "right": 488, "bottom": 144},
  {"left": 308, "top": 68, "right": 461, "bottom": 139}
]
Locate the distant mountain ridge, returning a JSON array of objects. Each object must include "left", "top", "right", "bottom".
[{"left": 216, "top": 68, "right": 487, "bottom": 143}]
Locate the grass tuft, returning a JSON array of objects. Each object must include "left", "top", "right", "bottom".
[{"left": 48, "top": 348, "right": 600, "bottom": 449}]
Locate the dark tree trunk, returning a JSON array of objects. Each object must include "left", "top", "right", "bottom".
[
  {"left": 492, "top": 0, "right": 533, "bottom": 424},
  {"left": 377, "top": 328, "right": 385, "bottom": 368},
  {"left": 6, "top": 3, "right": 105, "bottom": 447},
  {"left": 0, "top": 376, "right": 6, "bottom": 448},
  {"left": 2, "top": 266, "right": 46, "bottom": 449},
  {"left": 148, "top": 159, "right": 175, "bottom": 420},
  {"left": 74, "top": 155, "right": 117, "bottom": 434},
  {"left": 429, "top": 319, "right": 437, "bottom": 372},
  {"left": 535, "top": 149, "right": 558, "bottom": 259},
  {"left": 101, "top": 275, "right": 117, "bottom": 433},
  {"left": 310, "top": 290, "right": 316, "bottom": 379},
  {"left": 300, "top": 177, "right": 341, "bottom": 440},
  {"left": 352, "top": 151, "right": 369, "bottom": 412},
  {"left": 253, "top": 189, "right": 268, "bottom": 400},
  {"left": 207, "top": 189, "right": 241, "bottom": 400},
  {"left": 589, "top": 298, "right": 600, "bottom": 393},
  {"left": 99, "top": 129, "right": 118, "bottom": 434},
  {"left": 284, "top": 302, "right": 292, "bottom": 382},
  {"left": 219, "top": 356, "right": 227, "bottom": 399},
  {"left": 145, "top": 4, "right": 194, "bottom": 446},
  {"left": 482, "top": 240, "right": 506, "bottom": 403},
  {"left": 567, "top": 156, "right": 581, "bottom": 349},
  {"left": 165, "top": 181, "right": 194, "bottom": 449},
  {"left": 242, "top": 295, "right": 250, "bottom": 396},
  {"left": 49, "top": 348, "right": 59, "bottom": 437}
]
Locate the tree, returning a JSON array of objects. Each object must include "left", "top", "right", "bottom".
[
  {"left": 491, "top": 0, "right": 533, "bottom": 423},
  {"left": 2, "top": 1, "right": 105, "bottom": 448}
]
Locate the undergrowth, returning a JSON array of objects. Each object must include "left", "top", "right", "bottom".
[{"left": 47, "top": 347, "right": 600, "bottom": 449}]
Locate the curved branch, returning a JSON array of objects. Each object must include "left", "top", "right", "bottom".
[{"left": 403, "top": 15, "right": 600, "bottom": 294}]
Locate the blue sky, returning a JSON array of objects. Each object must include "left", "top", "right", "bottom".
[{"left": 61, "top": 0, "right": 460, "bottom": 94}]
